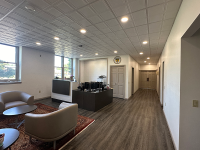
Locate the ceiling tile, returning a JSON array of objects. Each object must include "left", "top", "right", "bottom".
[
  {"left": 134, "top": 18, "right": 147, "bottom": 26},
  {"left": 99, "top": 28, "right": 112, "bottom": 33},
  {"left": 91, "top": 1, "right": 109, "bottom": 13},
  {"left": 148, "top": 4, "right": 165, "bottom": 16},
  {"left": 147, "top": 0, "right": 165, "bottom": 7},
  {"left": 109, "top": 25, "right": 122, "bottom": 32},
  {"left": 26, "top": 0, "right": 50, "bottom": 9},
  {"left": 112, "top": 4, "right": 129, "bottom": 17},
  {"left": 78, "top": 6, "right": 96, "bottom": 18},
  {"left": 165, "top": 0, "right": 182, "bottom": 12},
  {"left": 149, "top": 22, "right": 162, "bottom": 33},
  {"left": 51, "top": 19, "right": 65, "bottom": 27},
  {"left": 95, "top": 22, "right": 108, "bottom": 29},
  {"left": 164, "top": 10, "right": 178, "bottom": 20},
  {"left": 99, "top": 10, "right": 115, "bottom": 21},
  {"left": 56, "top": 1, "right": 74, "bottom": 14},
  {"left": 107, "top": 0, "right": 126, "bottom": 8},
  {"left": 0, "top": 0, "right": 14, "bottom": 9},
  {"left": 105, "top": 19, "right": 120, "bottom": 27},
  {"left": 67, "top": 12, "right": 84, "bottom": 22},
  {"left": 45, "top": 7, "right": 63, "bottom": 17},
  {"left": 38, "top": 11, "right": 55, "bottom": 22},
  {"left": 148, "top": 14, "right": 163, "bottom": 23},
  {"left": 66, "top": 0, "right": 87, "bottom": 9},
  {"left": 88, "top": 15, "right": 102, "bottom": 24},
  {"left": 135, "top": 25, "right": 148, "bottom": 35},
  {"left": 128, "top": 0, "right": 146, "bottom": 12},
  {"left": 124, "top": 27, "right": 137, "bottom": 37},
  {"left": 58, "top": 15, "right": 74, "bottom": 24}
]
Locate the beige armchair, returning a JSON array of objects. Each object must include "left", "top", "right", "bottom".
[
  {"left": 25, "top": 103, "right": 78, "bottom": 150},
  {"left": 0, "top": 91, "right": 34, "bottom": 114}
]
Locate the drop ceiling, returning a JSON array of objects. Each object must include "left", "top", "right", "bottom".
[{"left": 0, "top": 0, "right": 182, "bottom": 64}]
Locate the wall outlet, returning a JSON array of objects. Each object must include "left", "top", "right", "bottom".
[
  {"left": 193, "top": 100, "right": 198, "bottom": 107},
  {"left": 39, "top": 90, "right": 41, "bottom": 93}
]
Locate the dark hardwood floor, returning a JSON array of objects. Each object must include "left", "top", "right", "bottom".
[{"left": 36, "top": 89, "right": 175, "bottom": 150}]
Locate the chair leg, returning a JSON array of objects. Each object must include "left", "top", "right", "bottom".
[{"left": 53, "top": 141, "right": 56, "bottom": 150}]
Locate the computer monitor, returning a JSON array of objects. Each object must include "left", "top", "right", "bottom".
[
  {"left": 91, "top": 82, "right": 95, "bottom": 89},
  {"left": 85, "top": 82, "right": 89, "bottom": 89}
]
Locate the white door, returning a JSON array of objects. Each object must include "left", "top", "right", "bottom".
[
  {"left": 139, "top": 71, "right": 156, "bottom": 89},
  {"left": 110, "top": 66, "right": 125, "bottom": 98}
]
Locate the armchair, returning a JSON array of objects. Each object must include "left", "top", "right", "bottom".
[
  {"left": 25, "top": 103, "right": 78, "bottom": 149},
  {"left": 0, "top": 91, "right": 34, "bottom": 114}
]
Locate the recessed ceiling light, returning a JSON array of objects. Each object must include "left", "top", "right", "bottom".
[
  {"left": 143, "top": 41, "right": 148, "bottom": 44},
  {"left": 144, "top": 61, "right": 146, "bottom": 63},
  {"left": 80, "top": 29, "right": 86, "bottom": 34},
  {"left": 36, "top": 42, "right": 41, "bottom": 45},
  {"left": 114, "top": 51, "right": 117, "bottom": 53},
  {"left": 25, "top": 5, "right": 35, "bottom": 12},
  {"left": 147, "top": 57, "right": 150, "bottom": 59},
  {"left": 121, "top": 17, "right": 128, "bottom": 23},
  {"left": 140, "top": 52, "right": 143, "bottom": 55},
  {"left": 54, "top": 37, "right": 59, "bottom": 40},
  {"left": 80, "top": 55, "right": 83, "bottom": 57},
  {"left": 95, "top": 53, "right": 98, "bottom": 55}
]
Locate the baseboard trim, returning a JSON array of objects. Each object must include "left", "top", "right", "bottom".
[
  {"left": 163, "top": 110, "right": 177, "bottom": 150},
  {"left": 52, "top": 98, "right": 71, "bottom": 103},
  {"left": 34, "top": 96, "right": 51, "bottom": 101}
]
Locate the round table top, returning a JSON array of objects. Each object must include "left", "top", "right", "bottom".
[
  {"left": 0, "top": 128, "right": 19, "bottom": 150},
  {"left": 3, "top": 105, "right": 37, "bottom": 116}
]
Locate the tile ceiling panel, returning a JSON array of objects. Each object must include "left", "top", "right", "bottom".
[{"left": 0, "top": 0, "right": 182, "bottom": 65}]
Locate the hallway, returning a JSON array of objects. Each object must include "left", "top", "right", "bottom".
[{"left": 38, "top": 89, "right": 175, "bottom": 150}]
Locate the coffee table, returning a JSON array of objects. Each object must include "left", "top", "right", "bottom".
[
  {"left": 0, "top": 128, "right": 19, "bottom": 150},
  {"left": 3, "top": 105, "right": 37, "bottom": 128}
]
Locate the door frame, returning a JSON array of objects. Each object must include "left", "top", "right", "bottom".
[
  {"left": 162, "top": 61, "right": 165, "bottom": 107},
  {"left": 132, "top": 68, "right": 134, "bottom": 95},
  {"left": 110, "top": 65, "right": 126, "bottom": 99}
]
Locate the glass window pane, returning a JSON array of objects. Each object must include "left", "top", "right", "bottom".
[
  {"left": 64, "top": 68, "right": 71, "bottom": 78},
  {"left": 55, "top": 56, "right": 61, "bottom": 67},
  {"left": 64, "top": 58, "right": 71, "bottom": 68},
  {"left": 54, "top": 67, "right": 62, "bottom": 78},
  {"left": 0, "top": 63, "right": 16, "bottom": 79},
  {"left": 0, "top": 44, "right": 16, "bottom": 63}
]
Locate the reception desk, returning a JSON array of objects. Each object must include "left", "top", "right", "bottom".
[
  {"left": 72, "top": 89, "right": 113, "bottom": 111},
  {"left": 51, "top": 79, "right": 78, "bottom": 103}
]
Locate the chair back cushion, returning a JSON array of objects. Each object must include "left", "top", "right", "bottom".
[{"left": 0, "top": 91, "right": 23, "bottom": 103}]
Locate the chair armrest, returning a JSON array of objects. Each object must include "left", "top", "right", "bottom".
[
  {"left": 0, "top": 96, "right": 5, "bottom": 114},
  {"left": 21, "top": 92, "right": 34, "bottom": 105}
]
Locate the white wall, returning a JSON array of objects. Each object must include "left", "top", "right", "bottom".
[
  {"left": 139, "top": 65, "right": 157, "bottom": 70},
  {"left": 0, "top": 47, "right": 54, "bottom": 100},
  {"left": 79, "top": 59, "right": 107, "bottom": 83},
  {"left": 180, "top": 34, "right": 200, "bottom": 150},
  {"left": 157, "top": 0, "right": 200, "bottom": 149}
]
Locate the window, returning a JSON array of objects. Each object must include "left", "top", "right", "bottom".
[
  {"left": 54, "top": 56, "right": 73, "bottom": 79},
  {"left": 0, "top": 44, "right": 19, "bottom": 82}
]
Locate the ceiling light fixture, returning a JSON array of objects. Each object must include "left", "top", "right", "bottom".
[
  {"left": 80, "top": 55, "right": 83, "bottom": 57},
  {"left": 95, "top": 53, "right": 98, "bottom": 55},
  {"left": 140, "top": 52, "right": 143, "bottom": 55},
  {"left": 121, "top": 17, "right": 128, "bottom": 23},
  {"left": 147, "top": 57, "right": 150, "bottom": 59},
  {"left": 143, "top": 41, "right": 148, "bottom": 44},
  {"left": 36, "top": 42, "right": 41, "bottom": 45},
  {"left": 54, "top": 37, "right": 59, "bottom": 40},
  {"left": 144, "top": 61, "right": 146, "bottom": 63},
  {"left": 25, "top": 5, "right": 36, "bottom": 12},
  {"left": 80, "top": 29, "right": 86, "bottom": 34},
  {"left": 114, "top": 51, "right": 117, "bottom": 53}
]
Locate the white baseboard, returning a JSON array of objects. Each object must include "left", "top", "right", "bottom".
[{"left": 34, "top": 96, "right": 51, "bottom": 101}]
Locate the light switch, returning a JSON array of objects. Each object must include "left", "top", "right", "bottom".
[{"left": 193, "top": 100, "right": 198, "bottom": 107}]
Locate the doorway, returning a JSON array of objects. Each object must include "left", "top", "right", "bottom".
[
  {"left": 110, "top": 66, "right": 125, "bottom": 99},
  {"left": 162, "top": 62, "right": 165, "bottom": 107},
  {"left": 132, "top": 68, "right": 134, "bottom": 95},
  {"left": 139, "top": 71, "right": 157, "bottom": 89}
]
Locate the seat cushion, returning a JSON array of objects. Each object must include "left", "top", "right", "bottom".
[{"left": 5, "top": 101, "right": 27, "bottom": 110}]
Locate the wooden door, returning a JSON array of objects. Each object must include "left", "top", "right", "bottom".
[
  {"left": 139, "top": 71, "right": 156, "bottom": 89},
  {"left": 110, "top": 66, "right": 125, "bottom": 98}
]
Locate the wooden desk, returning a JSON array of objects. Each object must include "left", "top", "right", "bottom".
[{"left": 72, "top": 89, "right": 113, "bottom": 111}]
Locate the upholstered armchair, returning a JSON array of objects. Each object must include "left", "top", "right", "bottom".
[
  {"left": 0, "top": 91, "right": 34, "bottom": 114},
  {"left": 25, "top": 103, "right": 78, "bottom": 150}
]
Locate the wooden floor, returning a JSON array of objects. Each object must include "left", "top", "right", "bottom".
[{"left": 36, "top": 89, "right": 175, "bottom": 150}]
